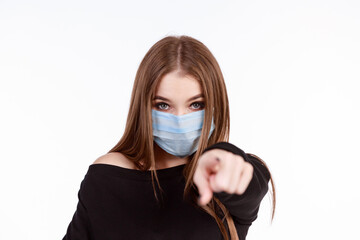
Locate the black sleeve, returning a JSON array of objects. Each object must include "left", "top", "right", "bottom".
[
  {"left": 202, "top": 141, "right": 270, "bottom": 225},
  {"left": 62, "top": 176, "right": 93, "bottom": 240}
]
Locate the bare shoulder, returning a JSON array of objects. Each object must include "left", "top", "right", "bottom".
[{"left": 93, "top": 152, "right": 136, "bottom": 170}]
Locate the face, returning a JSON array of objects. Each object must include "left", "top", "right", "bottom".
[{"left": 152, "top": 71, "right": 205, "bottom": 116}]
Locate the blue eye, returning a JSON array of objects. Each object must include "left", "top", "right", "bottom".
[
  {"left": 191, "top": 102, "right": 205, "bottom": 109},
  {"left": 154, "top": 101, "right": 205, "bottom": 111},
  {"left": 156, "top": 102, "right": 169, "bottom": 110}
]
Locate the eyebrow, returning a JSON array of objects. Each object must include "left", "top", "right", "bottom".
[{"left": 153, "top": 93, "right": 204, "bottom": 102}]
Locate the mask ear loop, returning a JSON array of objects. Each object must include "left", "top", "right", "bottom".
[{"left": 210, "top": 106, "right": 216, "bottom": 132}]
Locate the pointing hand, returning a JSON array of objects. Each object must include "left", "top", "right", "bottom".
[{"left": 193, "top": 148, "right": 254, "bottom": 206}]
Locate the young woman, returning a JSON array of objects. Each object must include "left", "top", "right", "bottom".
[{"left": 63, "top": 35, "right": 276, "bottom": 240}]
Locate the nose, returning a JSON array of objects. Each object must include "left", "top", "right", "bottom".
[{"left": 174, "top": 108, "right": 188, "bottom": 116}]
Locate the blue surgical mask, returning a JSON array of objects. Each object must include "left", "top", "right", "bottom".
[{"left": 152, "top": 109, "right": 215, "bottom": 158}]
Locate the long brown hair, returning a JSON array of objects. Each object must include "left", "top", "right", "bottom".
[{"left": 108, "top": 35, "right": 276, "bottom": 239}]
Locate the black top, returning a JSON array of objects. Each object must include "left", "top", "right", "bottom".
[{"left": 62, "top": 142, "right": 270, "bottom": 240}]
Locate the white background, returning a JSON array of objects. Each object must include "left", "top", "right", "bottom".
[{"left": 1, "top": 0, "right": 359, "bottom": 239}]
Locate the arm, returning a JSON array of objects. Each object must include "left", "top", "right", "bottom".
[
  {"left": 202, "top": 142, "right": 270, "bottom": 225},
  {"left": 62, "top": 177, "right": 93, "bottom": 240}
]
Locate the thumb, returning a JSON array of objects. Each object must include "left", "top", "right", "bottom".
[{"left": 195, "top": 171, "right": 213, "bottom": 206}]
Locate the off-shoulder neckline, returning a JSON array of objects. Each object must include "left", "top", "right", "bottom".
[{"left": 87, "top": 163, "right": 186, "bottom": 181}]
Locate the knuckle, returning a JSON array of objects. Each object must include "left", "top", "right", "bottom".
[
  {"left": 237, "top": 154, "right": 245, "bottom": 161},
  {"left": 228, "top": 185, "right": 237, "bottom": 194},
  {"left": 236, "top": 185, "right": 246, "bottom": 194},
  {"left": 247, "top": 163, "right": 254, "bottom": 174},
  {"left": 244, "top": 161, "right": 252, "bottom": 170},
  {"left": 217, "top": 179, "right": 228, "bottom": 191},
  {"left": 237, "top": 188, "right": 245, "bottom": 195}
]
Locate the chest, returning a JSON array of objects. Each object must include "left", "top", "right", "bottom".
[{"left": 86, "top": 178, "right": 224, "bottom": 239}]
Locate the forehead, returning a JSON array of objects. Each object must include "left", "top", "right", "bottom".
[{"left": 155, "top": 71, "right": 202, "bottom": 95}]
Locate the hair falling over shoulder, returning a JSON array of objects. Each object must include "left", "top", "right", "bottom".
[{"left": 108, "top": 35, "right": 276, "bottom": 240}]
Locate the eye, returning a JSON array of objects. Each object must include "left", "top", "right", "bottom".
[
  {"left": 155, "top": 102, "right": 169, "bottom": 110},
  {"left": 191, "top": 102, "right": 205, "bottom": 110}
]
